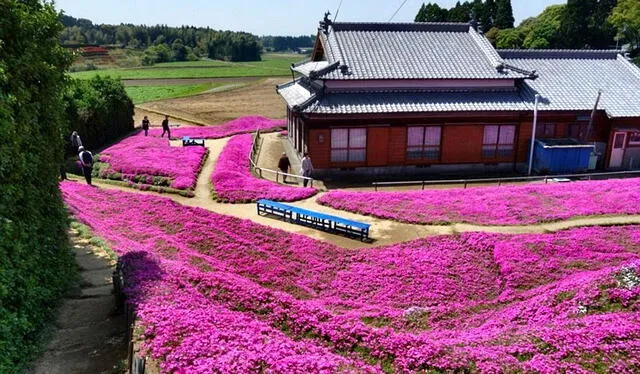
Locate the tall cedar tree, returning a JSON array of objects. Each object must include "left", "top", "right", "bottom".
[
  {"left": 0, "top": 0, "right": 76, "bottom": 372},
  {"left": 559, "top": 0, "right": 617, "bottom": 48},
  {"left": 495, "top": 0, "right": 515, "bottom": 29},
  {"left": 481, "top": 0, "right": 496, "bottom": 30},
  {"left": 415, "top": 3, "right": 449, "bottom": 22}
]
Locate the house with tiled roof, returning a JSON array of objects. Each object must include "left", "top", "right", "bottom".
[{"left": 277, "top": 17, "right": 640, "bottom": 176}]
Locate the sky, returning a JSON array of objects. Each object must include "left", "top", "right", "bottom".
[{"left": 54, "top": 0, "right": 567, "bottom": 36}]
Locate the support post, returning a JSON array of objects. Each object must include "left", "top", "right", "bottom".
[{"left": 528, "top": 94, "right": 541, "bottom": 176}]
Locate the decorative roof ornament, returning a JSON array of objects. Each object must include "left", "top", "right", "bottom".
[{"left": 320, "top": 11, "right": 332, "bottom": 35}]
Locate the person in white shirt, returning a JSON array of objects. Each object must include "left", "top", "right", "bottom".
[
  {"left": 300, "top": 153, "right": 313, "bottom": 187},
  {"left": 78, "top": 146, "right": 94, "bottom": 185}
]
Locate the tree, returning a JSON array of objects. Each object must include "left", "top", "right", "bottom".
[
  {"left": 558, "top": 0, "right": 596, "bottom": 48},
  {"left": 609, "top": 0, "right": 640, "bottom": 49},
  {"left": 481, "top": 0, "right": 496, "bottom": 31},
  {"left": 496, "top": 28, "right": 525, "bottom": 48},
  {"left": 172, "top": 38, "right": 188, "bottom": 61},
  {"left": 415, "top": 2, "right": 449, "bottom": 22},
  {"left": 495, "top": 0, "right": 515, "bottom": 29},
  {"left": 447, "top": 1, "right": 472, "bottom": 22},
  {"left": 0, "top": 1, "right": 75, "bottom": 371},
  {"left": 521, "top": 4, "right": 564, "bottom": 49}
]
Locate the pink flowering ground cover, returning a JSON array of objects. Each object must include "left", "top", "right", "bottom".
[
  {"left": 148, "top": 116, "right": 285, "bottom": 139},
  {"left": 211, "top": 133, "right": 316, "bottom": 202},
  {"left": 61, "top": 181, "right": 640, "bottom": 373},
  {"left": 96, "top": 134, "right": 207, "bottom": 193},
  {"left": 318, "top": 178, "right": 640, "bottom": 225}
]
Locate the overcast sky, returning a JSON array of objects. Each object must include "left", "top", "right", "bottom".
[{"left": 54, "top": 0, "right": 566, "bottom": 36}]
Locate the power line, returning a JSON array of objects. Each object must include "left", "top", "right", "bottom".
[
  {"left": 334, "top": 0, "right": 345, "bottom": 22},
  {"left": 388, "top": 0, "right": 409, "bottom": 22}
]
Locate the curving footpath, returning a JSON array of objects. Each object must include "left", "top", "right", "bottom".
[{"left": 67, "top": 135, "right": 640, "bottom": 249}]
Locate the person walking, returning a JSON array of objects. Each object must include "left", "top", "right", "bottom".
[
  {"left": 277, "top": 152, "right": 291, "bottom": 183},
  {"left": 142, "top": 116, "right": 150, "bottom": 136},
  {"left": 161, "top": 115, "right": 171, "bottom": 138},
  {"left": 78, "top": 146, "right": 94, "bottom": 185},
  {"left": 300, "top": 152, "right": 313, "bottom": 187},
  {"left": 70, "top": 131, "right": 82, "bottom": 151}
]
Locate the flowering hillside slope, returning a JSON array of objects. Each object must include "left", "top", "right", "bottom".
[
  {"left": 148, "top": 116, "right": 285, "bottom": 139},
  {"left": 318, "top": 178, "right": 640, "bottom": 225},
  {"left": 61, "top": 181, "right": 640, "bottom": 373},
  {"left": 97, "top": 134, "right": 206, "bottom": 191},
  {"left": 212, "top": 134, "right": 316, "bottom": 202}
]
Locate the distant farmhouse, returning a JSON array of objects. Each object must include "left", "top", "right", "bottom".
[{"left": 277, "top": 17, "right": 640, "bottom": 176}]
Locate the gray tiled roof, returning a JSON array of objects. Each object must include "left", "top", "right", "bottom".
[
  {"left": 276, "top": 79, "right": 316, "bottom": 109},
  {"left": 501, "top": 50, "right": 640, "bottom": 118},
  {"left": 296, "top": 88, "right": 529, "bottom": 114},
  {"left": 314, "top": 22, "right": 534, "bottom": 80}
]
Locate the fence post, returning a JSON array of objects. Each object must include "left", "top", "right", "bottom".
[
  {"left": 464, "top": 181, "right": 468, "bottom": 189},
  {"left": 422, "top": 181, "right": 425, "bottom": 190}
]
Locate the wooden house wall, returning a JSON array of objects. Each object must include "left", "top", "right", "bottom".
[{"left": 301, "top": 111, "right": 624, "bottom": 170}]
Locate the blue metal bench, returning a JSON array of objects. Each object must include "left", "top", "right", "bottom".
[
  {"left": 257, "top": 199, "right": 371, "bottom": 241},
  {"left": 182, "top": 136, "right": 205, "bottom": 147}
]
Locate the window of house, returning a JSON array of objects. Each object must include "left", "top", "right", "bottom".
[
  {"left": 568, "top": 123, "right": 589, "bottom": 139},
  {"left": 536, "top": 123, "right": 556, "bottom": 138},
  {"left": 483, "top": 125, "right": 516, "bottom": 159},
  {"left": 407, "top": 126, "right": 442, "bottom": 161},
  {"left": 629, "top": 132, "right": 640, "bottom": 146},
  {"left": 331, "top": 128, "right": 366, "bottom": 162}
]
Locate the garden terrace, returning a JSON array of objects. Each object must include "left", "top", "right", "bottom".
[
  {"left": 61, "top": 181, "right": 640, "bottom": 373},
  {"left": 95, "top": 133, "right": 207, "bottom": 193},
  {"left": 212, "top": 134, "right": 317, "bottom": 202},
  {"left": 317, "top": 178, "right": 640, "bottom": 225}
]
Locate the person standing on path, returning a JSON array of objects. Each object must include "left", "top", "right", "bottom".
[
  {"left": 78, "top": 146, "right": 94, "bottom": 185},
  {"left": 142, "top": 116, "right": 150, "bottom": 136},
  {"left": 161, "top": 115, "right": 171, "bottom": 138},
  {"left": 300, "top": 152, "right": 313, "bottom": 187},
  {"left": 70, "top": 131, "right": 82, "bottom": 151},
  {"left": 278, "top": 152, "right": 291, "bottom": 183}
]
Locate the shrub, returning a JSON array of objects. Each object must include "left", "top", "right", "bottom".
[
  {"left": 63, "top": 76, "right": 135, "bottom": 154},
  {"left": 0, "top": 2, "right": 76, "bottom": 372}
]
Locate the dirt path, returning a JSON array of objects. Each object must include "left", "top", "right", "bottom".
[
  {"left": 122, "top": 76, "right": 265, "bottom": 87},
  {"left": 31, "top": 228, "right": 127, "bottom": 374},
  {"left": 68, "top": 135, "right": 640, "bottom": 249}
]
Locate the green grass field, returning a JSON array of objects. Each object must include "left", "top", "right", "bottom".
[
  {"left": 125, "top": 83, "right": 227, "bottom": 104},
  {"left": 71, "top": 53, "right": 303, "bottom": 80}
]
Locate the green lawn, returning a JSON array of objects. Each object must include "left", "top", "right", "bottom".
[
  {"left": 125, "top": 84, "right": 224, "bottom": 104},
  {"left": 71, "top": 53, "right": 304, "bottom": 80}
]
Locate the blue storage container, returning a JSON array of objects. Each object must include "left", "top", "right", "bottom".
[{"left": 532, "top": 138, "right": 595, "bottom": 174}]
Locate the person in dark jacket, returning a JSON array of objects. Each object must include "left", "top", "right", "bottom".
[
  {"left": 70, "top": 131, "right": 82, "bottom": 151},
  {"left": 277, "top": 152, "right": 291, "bottom": 182},
  {"left": 161, "top": 115, "right": 171, "bottom": 138},
  {"left": 78, "top": 146, "right": 94, "bottom": 185},
  {"left": 142, "top": 116, "right": 150, "bottom": 136}
]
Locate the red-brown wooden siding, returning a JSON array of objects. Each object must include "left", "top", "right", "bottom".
[{"left": 300, "top": 110, "right": 628, "bottom": 169}]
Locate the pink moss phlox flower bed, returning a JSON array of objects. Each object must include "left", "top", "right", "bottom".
[
  {"left": 212, "top": 134, "right": 316, "bottom": 202},
  {"left": 98, "top": 134, "right": 207, "bottom": 191},
  {"left": 148, "top": 116, "right": 285, "bottom": 139},
  {"left": 318, "top": 178, "right": 640, "bottom": 225},
  {"left": 61, "top": 181, "right": 640, "bottom": 373}
]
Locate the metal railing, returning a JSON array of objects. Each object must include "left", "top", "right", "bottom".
[
  {"left": 249, "top": 130, "right": 314, "bottom": 187},
  {"left": 372, "top": 170, "right": 640, "bottom": 191}
]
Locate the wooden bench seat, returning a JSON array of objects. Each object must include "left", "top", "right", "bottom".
[{"left": 256, "top": 199, "right": 370, "bottom": 241}]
